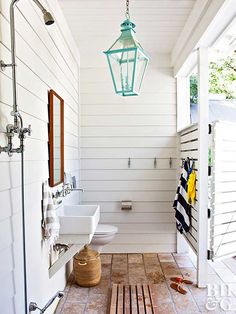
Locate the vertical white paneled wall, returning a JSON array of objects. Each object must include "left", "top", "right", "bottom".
[
  {"left": 80, "top": 55, "right": 177, "bottom": 253},
  {"left": 0, "top": 0, "right": 79, "bottom": 313}
]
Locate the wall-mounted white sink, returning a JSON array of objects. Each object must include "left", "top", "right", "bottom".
[{"left": 56, "top": 204, "right": 100, "bottom": 244}]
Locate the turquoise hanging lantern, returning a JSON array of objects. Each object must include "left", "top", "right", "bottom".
[{"left": 104, "top": 0, "right": 149, "bottom": 96}]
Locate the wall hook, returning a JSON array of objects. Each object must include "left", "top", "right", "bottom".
[
  {"left": 0, "top": 60, "right": 15, "bottom": 71},
  {"left": 128, "top": 157, "right": 131, "bottom": 168},
  {"left": 154, "top": 157, "right": 157, "bottom": 168},
  {"left": 169, "top": 157, "right": 172, "bottom": 168},
  {"left": 0, "top": 60, "right": 6, "bottom": 71}
]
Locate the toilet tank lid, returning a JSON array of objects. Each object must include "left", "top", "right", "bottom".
[{"left": 95, "top": 224, "right": 118, "bottom": 235}]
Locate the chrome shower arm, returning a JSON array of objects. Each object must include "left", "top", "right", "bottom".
[{"left": 32, "top": 0, "right": 47, "bottom": 13}]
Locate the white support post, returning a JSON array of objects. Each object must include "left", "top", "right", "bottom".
[
  {"left": 197, "top": 47, "right": 209, "bottom": 288},
  {"left": 176, "top": 76, "right": 190, "bottom": 253}
]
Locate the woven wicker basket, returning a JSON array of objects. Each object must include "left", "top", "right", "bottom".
[{"left": 73, "top": 245, "right": 101, "bottom": 287}]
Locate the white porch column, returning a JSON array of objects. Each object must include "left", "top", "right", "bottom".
[
  {"left": 197, "top": 47, "right": 209, "bottom": 288},
  {"left": 176, "top": 76, "right": 190, "bottom": 254}
]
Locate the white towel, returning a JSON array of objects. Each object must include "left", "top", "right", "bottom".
[{"left": 42, "top": 180, "right": 60, "bottom": 246}]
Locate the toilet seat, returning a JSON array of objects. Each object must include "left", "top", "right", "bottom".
[{"left": 94, "top": 224, "right": 118, "bottom": 236}]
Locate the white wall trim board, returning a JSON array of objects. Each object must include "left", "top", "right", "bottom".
[
  {"left": 171, "top": 0, "right": 211, "bottom": 68},
  {"left": 196, "top": 47, "right": 209, "bottom": 288}
]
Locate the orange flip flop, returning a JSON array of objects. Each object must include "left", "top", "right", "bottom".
[
  {"left": 170, "top": 277, "right": 193, "bottom": 285},
  {"left": 170, "top": 282, "right": 187, "bottom": 295}
]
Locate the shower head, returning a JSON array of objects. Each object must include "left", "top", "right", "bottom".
[
  {"left": 43, "top": 10, "right": 54, "bottom": 25},
  {"left": 32, "top": 0, "right": 54, "bottom": 25}
]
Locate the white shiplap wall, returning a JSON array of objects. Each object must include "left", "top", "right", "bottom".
[
  {"left": 0, "top": 0, "right": 79, "bottom": 313},
  {"left": 80, "top": 56, "right": 177, "bottom": 253}
]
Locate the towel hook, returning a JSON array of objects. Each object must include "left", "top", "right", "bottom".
[
  {"left": 169, "top": 157, "right": 172, "bottom": 168},
  {"left": 128, "top": 157, "right": 131, "bottom": 168},
  {"left": 154, "top": 157, "right": 157, "bottom": 168}
]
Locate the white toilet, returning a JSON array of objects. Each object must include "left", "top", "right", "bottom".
[{"left": 90, "top": 224, "right": 118, "bottom": 252}]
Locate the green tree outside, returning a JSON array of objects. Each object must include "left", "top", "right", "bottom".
[{"left": 190, "top": 52, "right": 236, "bottom": 103}]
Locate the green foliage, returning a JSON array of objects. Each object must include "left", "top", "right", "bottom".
[
  {"left": 190, "top": 52, "right": 236, "bottom": 103},
  {"left": 209, "top": 52, "right": 236, "bottom": 99},
  {"left": 190, "top": 75, "right": 198, "bottom": 104}
]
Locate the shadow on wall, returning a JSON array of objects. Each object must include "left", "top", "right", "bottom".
[{"left": 0, "top": 102, "right": 10, "bottom": 147}]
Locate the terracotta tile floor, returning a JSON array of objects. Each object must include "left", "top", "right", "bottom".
[{"left": 55, "top": 254, "right": 236, "bottom": 314}]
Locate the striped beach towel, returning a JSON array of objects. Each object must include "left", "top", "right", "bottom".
[
  {"left": 173, "top": 159, "right": 192, "bottom": 234},
  {"left": 42, "top": 180, "right": 60, "bottom": 246}
]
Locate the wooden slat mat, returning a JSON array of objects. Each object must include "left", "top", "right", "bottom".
[{"left": 109, "top": 284, "right": 158, "bottom": 314}]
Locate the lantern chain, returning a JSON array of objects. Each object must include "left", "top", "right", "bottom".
[{"left": 126, "top": 0, "right": 130, "bottom": 18}]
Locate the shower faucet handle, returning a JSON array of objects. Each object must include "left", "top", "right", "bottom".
[{"left": 21, "top": 125, "right": 32, "bottom": 136}]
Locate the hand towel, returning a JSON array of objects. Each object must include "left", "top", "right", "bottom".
[
  {"left": 42, "top": 180, "right": 60, "bottom": 246},
  {"left": 173, "top": 159, "right": 192, "bottom": 234}
]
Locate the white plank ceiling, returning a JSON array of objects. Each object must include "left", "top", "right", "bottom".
[{"left": 58, "top": 0, "right": 197, "bottom": 65}]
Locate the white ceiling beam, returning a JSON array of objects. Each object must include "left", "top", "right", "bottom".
[
  {"left": 171, "top": 0, "right": 210, "bottom": 63},
  {"left": 171, "top": 0, "right": 228, "bottom": 76}
]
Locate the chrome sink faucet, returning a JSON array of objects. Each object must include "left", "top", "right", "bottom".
[{"left": 61, "top": 183, "right": 84, "bottom": 197}]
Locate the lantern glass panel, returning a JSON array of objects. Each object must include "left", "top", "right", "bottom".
[
  {"left": 107, "top": 52, "right": 122, "bottom": 93},
  {"left": 107, "top": 49, "right": 136, "bottom": 95},
  {"left": 133, "top": 49, "right": 149, "bottom": 94},
  {"left": 120, "top": 49, "right": 136, "bottom": 95}
]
